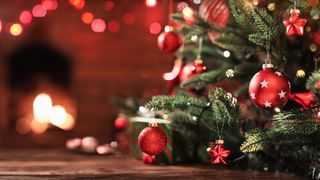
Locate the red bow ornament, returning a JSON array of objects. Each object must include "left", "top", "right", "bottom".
[
  {"left": 208, "top": 140, "right": 230, "bottom": 165},
  {"left": 283, "top": 9, "right": 307, "bottom": 36}
]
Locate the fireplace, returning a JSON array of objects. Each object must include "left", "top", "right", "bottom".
[{"left": 6, "top": 42, "right": 76, "bottom": 137}]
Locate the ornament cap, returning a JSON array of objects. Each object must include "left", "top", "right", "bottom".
[
  {"left": 148, "top": 121, "right": 158, "bottom": 127},
  {"left": 262, "top": 63, "right": 274, "bottom": 69},
  {"left": 215, "top": 139, "right": 224, "bottom": 145},
  {"left": 290, "top": 9, "right": 300, "bottom": 14},
  {"left": 194, "top": 59, "right": 203, "bottom": 65}
]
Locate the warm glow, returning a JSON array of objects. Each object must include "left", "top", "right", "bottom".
[
  {"left": 82, "top": 12, "right": 94, "bottom": 24},
  {"left": 123, "top": 13, "right": 135, "bottom": 25},
  {"left": 145, "top": 0, "right": 157, "bottom": 7},
  {"left": 31, "top": 119, "right": 48, "bottom": 134},
  {"left": 149, "top": 22, "right": 161, "bottom": 35},
  {"left": 32, "top": 4, "right": 47, "bottom": 17},
  {"left": 49, "top": 105, "right": 68, "bottom": 127},
  {"left": 10, "top": 23, "right": 23, "bottom": 36},
  {"left": 91, "top": 18, "right": 106, "bottom": 33},
  {"left": 41, "top": 0, "right": 58, "bottom": 10},
  {"left": 69, "top": 0, "right": 85, "bottom": 9},
  {"left": 0, "top": 20, "right": 2, "bottom": 33},
  {"left": 33, "top": 93, "right": 53, "bottom": 123},
  {"left": 16, "top": 118, "right": 31, "bottom": 134},
  {"left": 19, "top": 11, "right": 33, "bottom": 25},
  {"left": 182, "top": 7, "right": 195, "bottom": 24}
]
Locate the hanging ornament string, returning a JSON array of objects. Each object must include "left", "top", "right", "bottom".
[
  {"left": 197, "top": 36, "right": 204, "bottom": 61},
  {"left": 215, "top": 112, "right": 225, "bottom": 140},
  {"left": 265, "top": 28, "right": 272, "bottom": 65}
]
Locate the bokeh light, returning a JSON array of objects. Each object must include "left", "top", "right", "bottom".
[
  {"left": 19, "top": 11, "right": 33, "bottom": 25},
  {"left": 32, "top": 4, "right": 47, "bottom": 17},
  {"left": 145, "top": 0, "right": 157, "bottom": 7},
  {"left": 16, "top": 118, "right": 31, "bottom": 135},
  {"left": 69, "top": 0, "right": 85, "bottom": 10},
  {"left": 10, "top": 23, "right": 23, "bottom": 36},
  {"left": 177, "top": 2, "right": 189, "bottom": 13},
  {"left": 91, "top": 18, "right": 106, "bottom": 33},
  {"left": 108, "top": 20, "right": 120, "bottom": 33},
  {"left": 123, "top": 13, "right": 135, "bottom": 25},
  {"left": 82, "top": 12, "right": 94, "bottom": 24},
  {"left": 0, "top": 20, "right": 2, "bottom": 33},
  {"left": 31, "top": 119, "right": 48, "bottom": 134},
  {"left": 104, "top": 1, "right": 114, "bottom": 11},
  {"left": 41, "top": 0, "right": 58, "bottom": 10},
  {"left": 149, "top": 22, "right": 161, "bottom": 35}
]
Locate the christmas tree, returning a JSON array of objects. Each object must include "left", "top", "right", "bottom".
[{"left": 135, "top": 0, "right": 320, "bottom": 178}]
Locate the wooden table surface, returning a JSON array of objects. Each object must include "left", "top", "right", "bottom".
[{"left": 0, "top": 148, "right": 305, "bottom": 179}]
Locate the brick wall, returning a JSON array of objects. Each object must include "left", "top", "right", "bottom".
[{"left": 0, "top": 0, "right": 173, "bottom": 146}]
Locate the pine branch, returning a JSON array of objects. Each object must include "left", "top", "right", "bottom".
[
  {"left": 241, "top": 129, "right": 268, "bottom": 153},
  {"left": 181, "top": 69, "right": 227, "bottom": 89}
]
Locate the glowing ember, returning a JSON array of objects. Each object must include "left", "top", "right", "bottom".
[
  {"left": 33, "top": 93, "right": 52, "bottom": 123},
  {"left": 10, "top": 23, "right": 23, "bottom": 36},
  {"left": 91, "top": 18, "right": 106, "bottom": 33},
  {"left": 19, "top": 11, "right": 32, "bottom": 25},
  {"left": 145, "top": 0, "right": 157, "bottom": 7},
  {"left": 32, "top": 4, "right": 47, "bottom": 17},
  {"left": 149, "top": 22, "right": 162, "bottom": 35},
  {"left": 82, "top": 12, "right": 94, "bottom": 24}
]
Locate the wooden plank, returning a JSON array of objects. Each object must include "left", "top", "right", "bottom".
[{"left": 0, "top": 148, "right": 305, "bottom": 179}]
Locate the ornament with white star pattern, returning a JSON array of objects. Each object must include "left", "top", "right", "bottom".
[{"left": 248, "top": 64, "right": 291, "bottom": 110}]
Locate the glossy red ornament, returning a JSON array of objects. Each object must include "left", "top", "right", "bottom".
[
  {"left": 290, "top": 92, "right": 315, "bottom": 109},
  {"left": 248, "top": 64, "right": 291, "bottom": 110},
  {"left": 208, "top": 140, "right": 230, "bottom": 165},
  {"left": 283, "top": 9, "right": 307, "bottom": 36},
  {"left": 142, "top": 152, "right": 156, "bottom": 164},
  {"left": 157, "top": 31, "right": 182, "bottom": 53},
  {"left": 138, "top": 124, "right": 167, "bottom": 155},
  {"left": 180, "top": 60, "right": 207, "bottom": 83},
  {"left": 114, "top": 116, "right": 127, "bottom": 130},
  {"left": 199, "top": 0, "right": 230, "bottom": 28}
]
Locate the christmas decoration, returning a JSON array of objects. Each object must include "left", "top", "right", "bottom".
[
  {"left": 142, "top": 152, "right": 156, "bottom": 164},
  {"left": 308, "top": 0, "right": 320, "bottom": 7},
  {"left": 81, "top": 136, "right": 99, "bottom": 153},
  {"left": 96, "top": 144, "right": 115, "bottom": 155},
  {"left": 114, "top": 116, "right": 128, "bottom": 130},
  {"left": 163, "top": 59, "right": 183, "bottom": 93},
  {"left": 157, "top": 30, "right": 182, "bottom": 53},
  {"left": 66, "top": 138, "right": 82, "bottom": 150},
  {"left": 138, "top": 122, "right": 167, "bottom": 155},
  {"left": 283, "top": 9, "right": 307, "bottom": 36},
  {"left": 290, "top": 92, "right": 315, "bottom": 109},
  {"left": 313, "top": 31, "right": 320, "bottom": 45},
  {"left": 180, "top": 60, "right": 207, "bottom": 83},
  {"left": 208, "top": 140, "right": 230, "bottom": 165},
  {"left": 199, "top": 0, "right": 230, "bottom": 28},
  {"left": 248, "top": 64, "right": 291, "bottom": 110},
  {"left": 317, "top": 112, "right": 320, "bottom": 122},
  {"left": 247, "top": 0, "right": 265, "bottom": 6}
]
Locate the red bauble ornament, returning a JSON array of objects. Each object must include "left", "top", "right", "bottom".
[
  {"left": 248, "top": 64, "right": 291, "bottom": 110},
  {"left": 199, "top": 0, "right": 230, "bottom": 28},
  {"left": 208, "top": 140, "right": 230, "bottom": 165},
  {"left": 283, "top": 9, "right": 307, "bottom": 36},
  {"left": 290, "top": 92, "right": 315, "bottom": 109},
  {"left": 114, "top": 116, "right": 127, "bottom": 130},
  {"left": 138, "top": 124, "right": 167, "bottom": 155},
  {"left": 142, "top": 152, "right": 156, "bottom": 164},
  {"left": 157, "top": 31, "right": 182, "bottom": 53},
  {"left": 180, "top": 60, "right": 207, "bottom": 83}
]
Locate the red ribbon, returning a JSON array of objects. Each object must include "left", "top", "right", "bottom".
[{"left": 290, "top": 92, "right": 315, "bottom": 109}]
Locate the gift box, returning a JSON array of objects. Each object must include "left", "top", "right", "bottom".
[{"left": 129, "top": 117, "right": 196, "bottom": 164}]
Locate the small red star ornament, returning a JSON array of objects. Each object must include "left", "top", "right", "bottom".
[
  {"left": 208, "top": 140, "right": 230, "bottom": 165},
  {"left": 283, "top": 9, "right": 307, "bottom": 36},
  {"left": 248, "top": 64, "right": 291, "bottom": 110}
]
